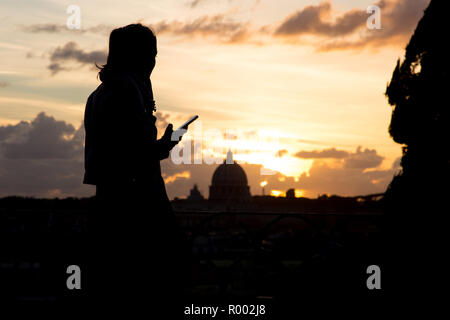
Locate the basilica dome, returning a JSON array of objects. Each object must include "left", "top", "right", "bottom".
[{"left": 209, "top": 151, "right": 251, "bottom": 201}]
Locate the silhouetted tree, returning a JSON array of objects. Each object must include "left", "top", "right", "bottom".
[
  {"left": 384, "top": 0, "right": 449, "bottom": 297},
  {"left": 385, "top": 0, "right": 449, "bottom": 205}
]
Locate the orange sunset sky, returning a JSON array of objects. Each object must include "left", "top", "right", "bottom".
[{"left": 0, "top": 0, "right": 430, "bottom": 198}]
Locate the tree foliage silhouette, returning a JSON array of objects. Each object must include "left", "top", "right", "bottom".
[
  {"left": 383, "top": 0, "right": 449, "bottom": 296},
  {"left": 385, "top": 0, "right": 449, "bottom": 203}
]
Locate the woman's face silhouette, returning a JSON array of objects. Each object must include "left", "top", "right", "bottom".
[
  {"left": 148, "top": 56, "right": 156, "bottom": 75},
  {"left": 142, "top": 43, "right": 157, "bottom": 77}
]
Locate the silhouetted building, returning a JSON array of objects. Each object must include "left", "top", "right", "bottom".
[
  {"left": 209, "top": 151, "right": 251, "bottom": 201},
  {"left": 187, "top": 184, "right": 204, "bottom": 201},
  {"left": 286, "top": 188, "right": 296, "bottom": 199}
]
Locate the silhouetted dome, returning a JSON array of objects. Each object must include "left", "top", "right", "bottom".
[
  {"left": 212, "top": 161, "right": 248, "bottom": 186},
  {"left": 187, "top": 184, "right": 204, "bottom": 201},
  {"left": 209, "top": 151, "right": 251, "bottom": 201}
]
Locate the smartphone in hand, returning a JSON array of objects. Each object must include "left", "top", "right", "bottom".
[
  {"left": 172, "top": 115, "right": 199, "bottom": 142},
  {"left": 177, "top": 115, "right": 199, "bottom": 131}
]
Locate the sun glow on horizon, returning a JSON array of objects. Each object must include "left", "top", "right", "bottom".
[
  {"left": 270, "top": 190, "right": 284, "bottom": 197},
  {"left": 180, "top": 127, "right": 315, "bottom": 177}
]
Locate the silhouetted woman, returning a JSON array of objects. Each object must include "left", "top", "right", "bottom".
[{"left": 83, "top": 24, "right": 184, "bottom": 314}]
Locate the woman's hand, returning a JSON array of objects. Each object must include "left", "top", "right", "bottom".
[{"left": 160, "top": 124, "right": 182, "bottom": 150}]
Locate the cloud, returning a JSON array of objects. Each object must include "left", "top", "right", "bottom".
[
  {"left": 161, "top": 0, "right": 430, "bottom": 49},
  {"left": 50, "top": 41, "right": 106, "bottom": 65},
  {"left": 295, "top": 146, "right": 384, "bottom": 169},
  {"left": 0, "top": 112, "right": 179, "bottom": 198},
  {"left": 274, "top": 0, "right": 430, "bottom": 51},
  {"left": 296, "top": 158, "right": 396, "bottom": 197},
  {"left": 20, "top": 23, "right": 113, "bottom": 35},
  {"left": 295, "top": 147, "right": 349, "bottom": 159},
  {"left": 22, "top": 0, "right": 428, "bottom": 51},
  {"left": 275, "top": 2, "right": 366, "bottom": 37},
  {"left": 156, "top": 1, "right": 429, "bottom": 49},
  {"left": 0, "top": 112, "right": 92, "bottom": 198},
  {"left": 21, "top": 23, "right": 68, "bottom": 33},
  {"left": 21, "top": 18, "right": 252, "bottom": 44},
  {"left": 290, "top": 146, "right": 390, "bottom": 196},
  {"left": 150, "top": 14, "right": 251, "bottom": 44},
  {"left": 47, "top": 41, "right": 107, "bottom": 74},
  {"left": 47, "top": 62, "right": 67, "bottom": 75},
  {"left": 343, "top": 146, "right": 383, "bottom": 169},
  {"left": 1, "top": 112, "right": 81, "bottom": 159},
  {"left": 0, "top": 81, "right": 9, "bottom": 88},
  {"left": 355, "top": 0, "right": 430, "bottom": 49},
  {"left": 0, "top": 113, "right": 396, "bottom": 199},
  {"left": 292, "top": 147, "right": 396, "bottom": 196}
]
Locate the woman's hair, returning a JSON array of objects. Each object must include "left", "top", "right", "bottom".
[{"left": 98, "top": 24, "right": 157, "bottom": 79}]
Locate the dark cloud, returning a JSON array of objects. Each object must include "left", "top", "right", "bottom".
[
  {"left": 275, "top": 2, "right": 366, "bottom": 37},
  {"left": 295, "top": 146, "right": 384, "bottom": 170},
  {"left": 343, "top": 146, "right": 384, "bottom": 169},
  {"left": 0, "top": 113, "right": 396, "bottom": 199},
  {"left": 20, "top": 23, "right": 113, "bottom": 35},
  {"left": 295, "top": 147, "right": 349, "bottom": 159},
  {"left": 50, "top": 41, "right": 106, "bottom": 65},
  {"left": 1, "top": 112, "right": 81, "bottom": 159},
  {"left": 21, "top": 23, "right": 67, "bottom": 33},
  {"left": 0, "top": 81, "right": 10, "bottom": 88},
  {"left": 85, "top": 24, "right": 114, "bottom": 35},
  {"left": 157, "top": 0, "right": 429, "bottom": 49},
  {"left": 150, "top": 14, "right": 250, "bottom": 44},
  {"left": 159, "top": 0, "right": 429, "bottom": 49},
  {"left": 0, "top": 111, "right": 184, "bottom": 198},
  {"left": 47, "top": 41, "right": 106, "bottom": 74},
  {"left": 22, "top": 18, "right": 251, "bottom": 44},
  {"left": 296, "top": 160, "right": 395, "bottom": 197},
  {"left": 0, "top": 112, "right": 92, "bottom": 198},
  {"left": 274, "top": 0, "right": 430, "bottom": 51},
  {"left": 23, "top": 0, "right": 427, "bottom": 51},
  {"left": 47, "top": 62, "right": 67, "bottom": 75},
  {"left": 292, "top": 149, "right": 396, "bottom": 197},
  {"left": 352, "top": 0, "right": 430, "bottom": 50}
]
